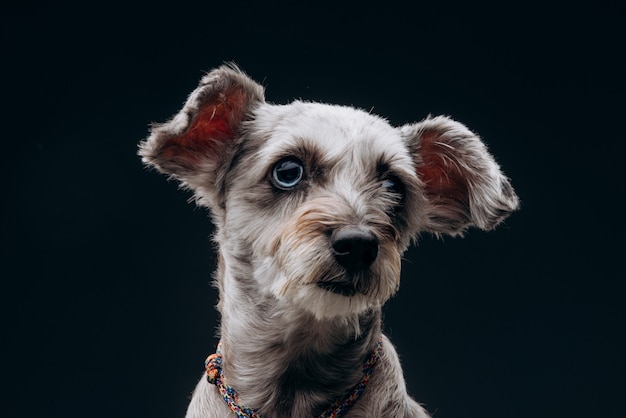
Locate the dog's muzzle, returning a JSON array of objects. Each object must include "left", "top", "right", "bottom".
[
  {"left": 331, "top": 226, "right": 379, "bottom": 270},
  {"left": 318, "top": 226, "right": 379, "bottom": 296}
]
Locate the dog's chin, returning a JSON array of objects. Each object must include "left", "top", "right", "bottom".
[
  {"left": 281, "top": 280, "right": 374, "bottom": 320},
  {"left": 316, "top": 272, "right": 373, "bottom": 297},
  {"left": 317, "top": 281, "right": 358, "bottom": 297},
  {"left": 267, "top": 263, "right": 394, "bottom": 319}
]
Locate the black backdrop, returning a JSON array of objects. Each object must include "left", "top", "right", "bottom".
[{"left": 2, "top": 2, "right": 624, "bottom": 417}]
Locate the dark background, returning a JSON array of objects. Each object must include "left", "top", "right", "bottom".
[{"left": 2, "top": 1, "right": 624, "bottom": 417}]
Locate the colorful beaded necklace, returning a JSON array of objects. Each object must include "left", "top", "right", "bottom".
[{"left": 205, "top": 338, "right": 383, "bottom": 418}]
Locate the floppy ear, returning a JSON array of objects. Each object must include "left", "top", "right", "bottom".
[
  {"left": 400, "top": 116, "right": 519, "bottom": 236},
  {"left": 138, "top": 64, "right": 265, "bottom": 207}
]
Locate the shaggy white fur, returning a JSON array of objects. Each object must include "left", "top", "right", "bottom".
[{"left": 139, "top": 64, "right": 519, "bottom": 417}]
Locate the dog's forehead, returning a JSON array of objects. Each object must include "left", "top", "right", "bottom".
[{"left": 250, "top": 101, "right": 408, "bottom": 162}]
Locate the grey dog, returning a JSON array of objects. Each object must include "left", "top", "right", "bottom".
[{"left": 139, "top": 65, "right": 519, "bottom": 418}]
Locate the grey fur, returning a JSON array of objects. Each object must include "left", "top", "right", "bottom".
[{"left": 139, "top": 65, "right": 519, "bottom": 417}]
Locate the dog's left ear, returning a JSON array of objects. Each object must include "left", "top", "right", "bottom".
[{"left": 400, "top": 116, "right": 519, "bottom": 236}]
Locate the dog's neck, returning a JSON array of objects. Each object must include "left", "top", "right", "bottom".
[{"left": 215, "top": 267, "right": 382, "bottom": 418}]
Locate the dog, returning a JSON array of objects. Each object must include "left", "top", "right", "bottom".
[{"left": 139, "top": 64, "right": 519, "bottom": 417}]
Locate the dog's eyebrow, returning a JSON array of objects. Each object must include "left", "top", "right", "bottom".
[
  {"left": 266, "top": 137, "right": 330, "bottom": 168},
  {"left": 375, "top": 158, "right": 392, "bottom": 175},
  {"left": 374, "top": 152, "right": 408, "bottom": 175}
]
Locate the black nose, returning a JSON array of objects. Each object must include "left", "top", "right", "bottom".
[{"left": 331, "top": 227, "right": 379, "bottom": 271}]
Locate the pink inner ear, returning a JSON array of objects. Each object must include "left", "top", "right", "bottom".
[
  {"left": 417, "top": 130, "right": 470, "bottom": 208},
  {"left": 159, "top": 86, "right": 246, "bottom": 164}
]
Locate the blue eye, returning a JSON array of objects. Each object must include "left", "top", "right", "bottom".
[
  {"left": 272, "top": 157, "right": 304, "bottom": 189},
  {"left": 382, "top": 179, "right": 396, "bottom": 189},
  {"left": 381, "top": 176, "right": 405, "bottom": 197}
]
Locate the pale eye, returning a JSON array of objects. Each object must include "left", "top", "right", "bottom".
[
  {"left": 272, "top": 157, "right": 304, "bottom": 189},
  {"left": 382, "top": 179, "right": 396, "bottom": 189},
  {"left": 381, "top": 175, "right": 405, "bottom": 199}
]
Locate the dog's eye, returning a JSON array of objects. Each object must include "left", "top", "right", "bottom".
[
  {"left": 272, "top": 157, "right": 304, "bottom": 189},
  {"left": 381, "top": 176, "right": 404, "bottom": 196},
  {"left": 382, "top": 179, "right": 396, "bottom": 189},
  {"left": 381, "top": 176, "right": 406, "bottom": 215}
]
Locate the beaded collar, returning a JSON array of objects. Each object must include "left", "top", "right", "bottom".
[{"left": 205, "top": 338, "right": 383, "bottom": 418}]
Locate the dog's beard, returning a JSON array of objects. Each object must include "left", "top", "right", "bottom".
[
  {"left": 316, "top": 271, "right": 365, "bottom": 297},
  {"left": 314, "top": 255, "right": 392, "bottom": 298},
  {"left": 259, "top": 202, "right": 402, "bottom": 320}
]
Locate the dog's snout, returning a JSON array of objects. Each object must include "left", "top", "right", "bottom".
[{"left": 331, "top": 227, "right": 379, "bottom": 271}]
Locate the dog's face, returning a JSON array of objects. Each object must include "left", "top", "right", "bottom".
[
  {"left": 139, "top": 65, "right": 519, "bottom": 320},
  {"left": 222, "top": 102, "right": 424, "bottom": 318}
]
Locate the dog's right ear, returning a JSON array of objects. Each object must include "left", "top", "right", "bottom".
[{"left": 138, "top": 65, "right": 265, "bottom": 194}]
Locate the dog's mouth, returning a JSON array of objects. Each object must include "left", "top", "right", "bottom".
[
  {"left": 317, "top": 275, "right": 371, "bottom": 297},
  {"left": 317, "top": 281, "right": 358, "bottom": 296}
]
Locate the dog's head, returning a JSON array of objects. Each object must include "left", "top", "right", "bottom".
[{"left": 139, "top": 65, "right": 519, "bottom": 319}]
